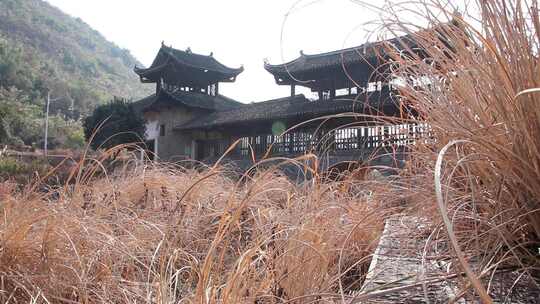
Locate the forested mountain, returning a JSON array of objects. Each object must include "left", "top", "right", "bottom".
[{"left": 0, "top": 0, "right": 152, "bottom": 148}]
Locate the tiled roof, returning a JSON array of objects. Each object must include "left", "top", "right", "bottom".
[
  {"left": 134, "top": 44, "right": 243, "bottom": 80},
  {"left": 264, "top": 35, "right": 417, "bottom": 75},
  {"left": 131, "top": 93, "right": 156, "bottom": 113},
  {"left": 165, "top": 46, "right": 243, "bottom": 75},
  {"left": 132, "top": 89, "right": 243, "bottom": 113},
  {"left": 176, "top": 92, "right": 398, "bottom": 130}
]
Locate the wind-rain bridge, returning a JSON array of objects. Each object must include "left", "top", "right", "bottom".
[{"left": 133, "top": 32, "right": 431, "bottom": 172}]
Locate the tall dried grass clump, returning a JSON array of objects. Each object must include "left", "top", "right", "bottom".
[
  {"left": 6, "top": 0, "right": 540, "bottom": 301},
  {"left": 377, "top": 0, "right": 540, "bottom": 300},
  {"left": 0, "top": 153, "right": 397, "bottom": 303}
]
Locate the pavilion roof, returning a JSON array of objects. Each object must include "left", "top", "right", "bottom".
[
  {"left": 263, "top": 34, "right": 417, "bottom": 81},
  {"left": 263, "top": 18, "right": 469, "bottom": 91},
  {"left": 134, "top": 44, "right": 244, "bottom": 86}
]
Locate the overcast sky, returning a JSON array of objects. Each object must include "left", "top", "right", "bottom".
[{"left": 44, "top": 0, "right": 407, "bottom": 102}]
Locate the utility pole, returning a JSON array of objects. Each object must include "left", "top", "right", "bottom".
[
  {"left": 44, "top": 91, "right": 63, "bottom": 157},
  {"left": 44, "top": 91, "right": 50, "bottom": 157}
]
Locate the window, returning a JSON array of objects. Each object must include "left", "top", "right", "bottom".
[
  {"left": 159, "top": 124, "right": 166, "bottom": 137},
  {"left": 336, "top": 88, "right": 349, "bottom": 96},
  {"left": 209, "top": 84, "right": 217, "bottom": 96},
  {"left": 367, "top": 81, "right": 383, "bottom": 92},
  {"left": 322, "top": 91, "right": 331, "bottom": 100}
]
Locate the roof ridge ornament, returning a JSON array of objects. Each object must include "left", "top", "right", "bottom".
[
  {"left": 186, "top": 47, "right": 192, "bottom": 53},
  {"left": 299, "top": 50, "right": 305, "bottom": 56},
  {"left": 209, "top": 52, "right": 213, "bottom": 57}
]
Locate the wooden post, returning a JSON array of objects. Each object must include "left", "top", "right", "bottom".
[
  {"left": 215, "top": 83, "right": 219, "bottom": 96},
  {"left": 290, "top": 84, "right": 296, "bottom": 96},
  {"left": 289, "top": 132, "right": 294, "bottom": 155},
  {"left": 262, "top": 133, "right": 268, "bottom": 155},
  {"left": 357, "top": 127, "right": 364, "bottom": 149},
  {"left": 330, "top": 81, "right": 336, "bottom": 99}
]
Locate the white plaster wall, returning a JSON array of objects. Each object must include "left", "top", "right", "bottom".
[{"left": 145, "top": 120, "right": 159, "bottom": 140}]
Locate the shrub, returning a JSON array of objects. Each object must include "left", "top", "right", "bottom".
[{"left": 83, "top": 97, "right": 145, "bottom": 150}]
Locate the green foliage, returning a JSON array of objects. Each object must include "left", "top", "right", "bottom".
[
  {"left": 66, "top": 126, "right": 86, "bottom": 149},
  {"left": 0, "top": 0, "right": 153, "bottom": 150},
  {"left": 0, "top": 87, "right": 86, "bottom": 149},
  {"left": 0, "top": 87, "right": 42, "bottom": 146},
  {"left": 0, "top": 36, "right": 40, "bottom": 95},
  {"left": 45, "top": 114, "right": 86, "bottom": 150},
  {"left": 0, "top": 0, "right": 152, "bottom": 119},
  {"left": 83, "top": 98, "right": 145, "bottom": 150}
]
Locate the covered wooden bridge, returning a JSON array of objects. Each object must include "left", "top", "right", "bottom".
[{"left": 134, "top": 33, "right": 431, "bottom": 172}]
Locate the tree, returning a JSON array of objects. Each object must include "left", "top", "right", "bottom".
[
  {"left": 83, "top": 98, "right": 145, "bottom": 150},
  {"left": 0, "top": 87, "right": 42, "bottom": 146}
]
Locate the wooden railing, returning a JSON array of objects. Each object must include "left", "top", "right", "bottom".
[{"left": 198, "top": 123, "right": 430, "bottom": 160}]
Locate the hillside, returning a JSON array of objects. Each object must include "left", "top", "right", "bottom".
[{"left": 0, "top": 0, "right": 152, "bottom": 118}]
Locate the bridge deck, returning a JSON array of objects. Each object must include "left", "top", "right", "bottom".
[{"left": 357, "top": 216, "right": 539, "bottom": 303}]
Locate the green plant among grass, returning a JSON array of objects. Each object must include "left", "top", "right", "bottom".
[
  {"left": 0, "top": 157, "right": 50, "bottom": 183},
  {"left": 0, "top": 157, "right": 24, "bottom": 175}
]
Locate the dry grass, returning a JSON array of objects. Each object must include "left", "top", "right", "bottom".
[
  {"left": 0, "top": 151, "right": 399, "bottom": 303},
  {"left": 372, "top": 0, "right": 540, "bottom": 300},
  {"left": 3, "top": 0, "right": 540, "bottom": 302}
]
